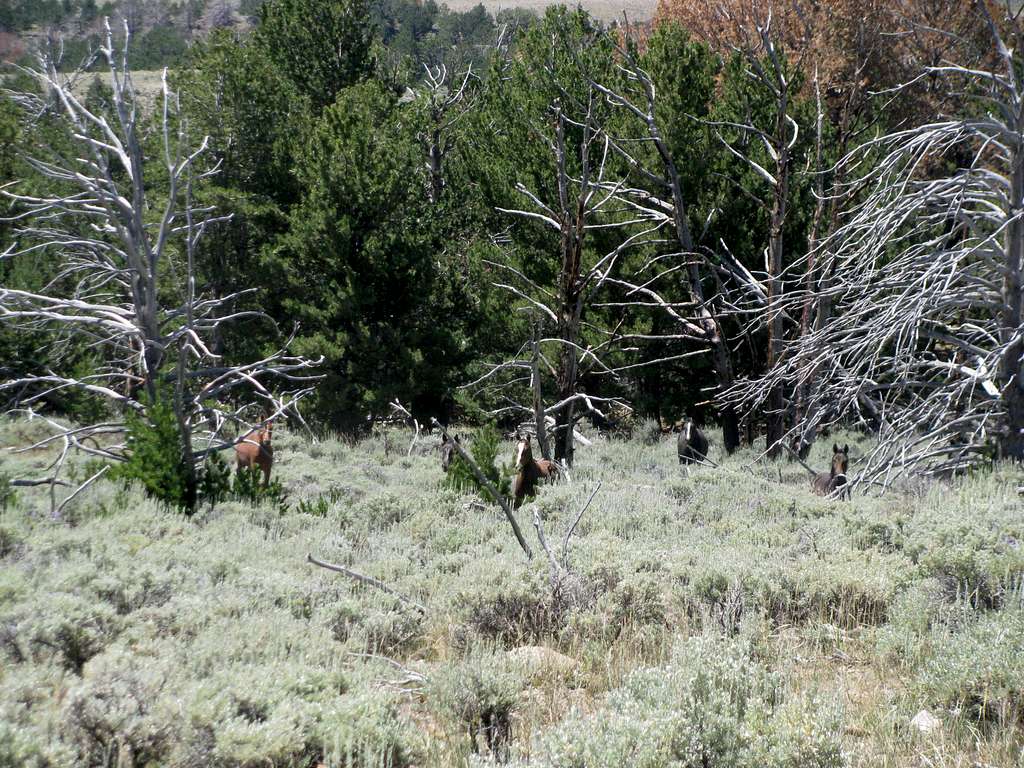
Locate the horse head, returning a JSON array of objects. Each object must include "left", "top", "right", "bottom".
[
  {"left": 514, "top": 433, "right": 533, "bottom": 470},
  {"left": 440, "top": 432, "right": 460, "bottom": 472},
  {"left": 830, "top": 443, "right": 849, "bottom": 479}
]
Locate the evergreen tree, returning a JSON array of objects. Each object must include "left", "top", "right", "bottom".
[{"left": 256, "top": 0, "right": 374, "bottom": 112}]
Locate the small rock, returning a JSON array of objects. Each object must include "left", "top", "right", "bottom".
[{"left": 910, "top": 709, "right": 941, "bottom": 734}]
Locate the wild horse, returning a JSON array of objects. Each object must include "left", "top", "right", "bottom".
[
  {"left": 812, "top": 443, "right": 850, "bottom": 500},
  {"left": 677, "top": 419, "right": 709, "bottom": 465},
  {"left": 235, "top": 421, "right": 275, "bottom": 486},
  {"left": 440, "top": 432, "right": 460, "bottom": 472},
  {"left": 511, "top": 433, "right": 558, "bottom": 508}
]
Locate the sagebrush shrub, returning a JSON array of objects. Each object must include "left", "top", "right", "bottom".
[
  {"left": 61, "top": 648, "right": 172, "bottom": 766},
  {"left": 0, "top": 523, "right": 19, "bottom": 558},
  {"left": 526, "top": 635, "right": 843, "bottom": 768},
  {"left": 22, "top": 594, "right": 122, "bottom": 673},
  {"left": 914, "top": 610, "right": 1024, "bottom": 727},
  {"left": 428, "top": 649, "right": 524, "bottom": 760},
  {"left": 456, "top": 568, "right": 566, "bottom": 644},
  {"left": 0, "top": 469, "right": 15, "bottom": 514}
]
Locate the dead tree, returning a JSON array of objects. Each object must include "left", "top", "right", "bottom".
[
  {"left": 587, "top": 28, "right": 749, "bottom": 454},
  {"left": 728, "top": 1, "right": 1024, "bottom": 482},
  {"left": 413, "top": 64, "right": 475, "bottom": 205},
  {"left": 707, "top": 7, "right": 809, "bottom": 459},
  {"left": 0, "top": 22, "right": 320, "bottom": 511},
  {"left": 473, "top": 80, "right": 667, "bottom": 467}
]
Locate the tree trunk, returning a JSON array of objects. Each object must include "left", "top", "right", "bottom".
[
  {"left": 1000, "top": 151, "right": 1024, "bottom": 460},
  {"left": 765, "top": 112, "right": 790, "bottom": 459},
  {"left": 531, "top": 320, "right": 551, "bottom": 461},
  {"left": 795, "top": 83, "right": 855, "bottom": 459},
  {"left": 427, "top": 126, "right": 443, "bottom": 204},
  {"left": 657, "top": 133, "right": 740, "bottom": 453},
  {"left": 554, "top": 233, "right": 583, "bottom": 466},
  {"left": 552, "top": 107, "right": 585, "bottom": 467}
]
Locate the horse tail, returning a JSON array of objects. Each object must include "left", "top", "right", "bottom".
[{"left": 550, "top": 460, "right": 571, "bottom": 483}]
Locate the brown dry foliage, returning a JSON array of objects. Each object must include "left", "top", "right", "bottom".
[
  {"left": 0, "top": 31, "right": 24, "bottom": 63},
  {"left": 653, "top": 0, "right": 995, "bottom": 115}
]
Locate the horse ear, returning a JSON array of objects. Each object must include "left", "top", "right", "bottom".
[
  {"left": 833, "top": 443, "right": 840, "bottom": 454},
  {"left": 455, "top": 435, "right": 460, "bottom": 443},
  {"left": 842, "top": 444, "right": 849, "bottom": 454}
]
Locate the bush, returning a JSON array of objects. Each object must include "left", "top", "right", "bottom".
[
  {"left": 297, "top": 494, "right": 330, "bottom": 517},
  {"left": 20, "top": 594, "right": 122, "bottom": 673},
  {"left": 354, "top": 608, "right": 423, "bottom": 655},
  {"left": 199, "top": 451, "right": 232, "bottom": 508},
  {"left": 444, "top": 425, "right": 512, "bottom": 504},
  {"left": 111, "top": 397, "right": 195, "bottom": 512},
  {"left": 230, "top": 464, "right": 289, "bottom": 513},
  {"left": 914, "top": 610, "right": 1024, "bottom": 727},
  {"left": 0, "top": 468, "right": 16, "bottom": 514},
  {"left": 606, "top": 575, "right": 666, "bottom": 633},
  {"left": 61, "top": 648, "right": 172, "bottom": 767},
  {"left": 315, "top": 690, "right": 419, "bottom": 768},
  {"left": 527, "top": 635, "right": 844, "bottom": 768},
  {"left": 0, "top": 523, "right": 19, "bottom": 558},
  {"left": 428, "top": 649, "right": 524, "bottom": 760},
  {"left": 456, "top": 568, "right": 566, "bottom": 644}
]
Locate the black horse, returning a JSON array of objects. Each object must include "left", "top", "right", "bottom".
[{"left": 677, "top": 419, "right": 709, "bottom": 465}]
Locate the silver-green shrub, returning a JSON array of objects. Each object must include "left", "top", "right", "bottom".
[{"left": 525, "top": 634, "right": 844, "bottom": 768}]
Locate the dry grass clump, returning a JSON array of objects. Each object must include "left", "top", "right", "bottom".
[{"left": 1, "top": 418, "right": 1022, "bottom": 765}]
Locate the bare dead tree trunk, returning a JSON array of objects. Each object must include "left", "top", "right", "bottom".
[
  {"left": 552, "top": 104, "right": 585, "bottom": 466},
  {"left": 708, "top": 10, "right": 802, "bottom": 459},
  {"left": 765, "top": 121, "right": 789, "bottom": 459},
  {"left": 1000, "top": 90, "right": 1024, "bottom": 459},
  {"left": 417, "top": 64, "right": 474, "bottom": 206},
  {"left": 530, "top": 318, "right": 551, "bottom": 461},
  {"left": 793, "top": 72, "right": 825, "bottom": 458}
]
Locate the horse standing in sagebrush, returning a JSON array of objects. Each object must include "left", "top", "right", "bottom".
[
  {"left": 677, "top": 419, "right": 709, "bottom": 465},
  {"left": 511, "top": 433, "right": 558, "bottom": 508},
  {"left": 440, "top": 432, "right": 460, "bottom": 472},
  {"left": 812, "top": 443, "right": 850, "bottom": 500},
  {"left": 235, "top": 422, "right": 275, "bottom": 486}
]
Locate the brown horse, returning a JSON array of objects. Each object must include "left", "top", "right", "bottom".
[
  {"left": 235, "top": 422, "right": 274, "bottom": 486},
  {"left": 511, "top": 433, "right": 557, "bottom": 508},
  {"left": 812, "top": 443, "right": 849, "bottom": 499}
]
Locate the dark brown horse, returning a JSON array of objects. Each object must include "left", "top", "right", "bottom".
[
  {"left": 440, "top": 432, "right": 460, "bottom": 472},
  {"left": 511, "top": 433, "right": 557, "bottom": 508},
  {"left": 812, "top": 443, "right": 850, "bottom": 499}
]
